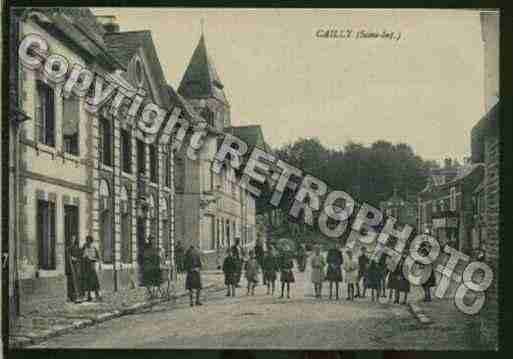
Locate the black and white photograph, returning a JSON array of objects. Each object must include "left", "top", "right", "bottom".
[{"left": 3, "top": 6, "right": 500, "bottom": 352}]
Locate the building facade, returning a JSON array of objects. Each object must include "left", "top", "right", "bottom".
[
  {"left": 9, "top": 9, "right": 177, "bottom": 315},
  {"left": 379, "top": 188, "right": 417, "bottom": 228},
  {"left": 173, "top": 35, "right": 261, "bottom": 269},
  {"left": 417, "top": 159, "right": 484, "bottom": 254}
]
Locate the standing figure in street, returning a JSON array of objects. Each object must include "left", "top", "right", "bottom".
[
  {"left": 396, "top": 255, "right": 411, "bottom": 304},
  {"left": 378, "top": 254, "right": 388, "bottom": 297},
  {"left": 356, "top": 247, "right": 369, "bottom": 298},
  {"left": 279, "top": 251, "right": 295, "bottom": 299},
  {"left": 343, "top": 249, "right": 358, "bottom": 301},
  {"left": 296, "top": 243, "right": 307, "bottom": 272},
  {"left": 184, "top": 245, "right": 203, "bottom": 306},
  {"left": 245, "top": 250, "right": 259, "bottom": 296},
  {"left": 254, "top": 238, "right": 265, "bottom": 282},
  {"left": 142, "top": 236, "right": 162, "bottom": 298},
  {"left": 262, "top": 247, "right": 279, "bottom": 295},
  {"left": 223, "top": 248, "right": 238, "bottom": 297},
  {"left": 310, "top": 245, "right": 325, "bottom": 298},
  {"left": 365, "top": 259, "right": 381, "bottom": 302},
  {"left": 419, "top": 241, "right": 436, "bottom": 302},
  {"left": 232, "top": 238, "right": 243, "bottom": 287},
  {"left": 67, "top": 236, "right": 83, "bottom": 303},
  {"left": 326, "top": 243, "right": 343, "bottom": 300},
  {"left": 82, "top": 235, "right": 101, "bottom": 302},
  {"left": 174, "top": 240, "right": 185, "bottom": 273}
]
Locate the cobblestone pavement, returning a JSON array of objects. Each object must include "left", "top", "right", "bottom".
[
  {"left": 10, "top": 271, "right": 225, "bottom": 347},
  {"left": 29, "top": 258, "right": 483, "bottom": 350}
]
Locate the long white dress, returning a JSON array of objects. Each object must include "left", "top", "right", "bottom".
[{"left": 343, "top": 255, "right": 359, "bottom": 284}]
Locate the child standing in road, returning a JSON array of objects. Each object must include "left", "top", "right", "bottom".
[
  {"left": 279, "top": 251, "right": 295, "bottom": 299},
  {"left": 366, "top": 259, "right": 381, "bottom": 302},
  {"left": 262, "top": 247, "right": 279, "bottom": 295},
  {"left": 223, "top": 248, "right": 238, "bottom": 297},
  {"left": 245, "top": 250, "right": 259, "bottom": 296}
]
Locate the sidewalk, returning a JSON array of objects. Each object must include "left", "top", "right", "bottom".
[
  {"left": 9, "top": 271, "right": 225, "bottom": 349},
  {"left": 407, "top": 286, "right": 484, "bottom": 350}
]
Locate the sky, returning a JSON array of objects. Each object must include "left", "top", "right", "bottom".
[{"left": 93, "top": 8, "right": 486, "bottom": 162}]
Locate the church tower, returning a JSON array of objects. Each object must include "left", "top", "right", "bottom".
[{"left": 178, "top": 34, "right": 230, "bottom": 132}]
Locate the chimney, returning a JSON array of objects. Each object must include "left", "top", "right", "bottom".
[{"left": 96, "top": 15, "right": 120, "bottom": 33}]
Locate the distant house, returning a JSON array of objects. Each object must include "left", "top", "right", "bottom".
[
  {"left": 379, "top": 188, "right": 417, "bottom": 229},
  {"left": 417, "top": 159, "right": 484, "bottom": 254}
]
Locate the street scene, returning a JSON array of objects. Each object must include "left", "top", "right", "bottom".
[{"left": 5, "top": 7, "right": 499, "bottom": 352}]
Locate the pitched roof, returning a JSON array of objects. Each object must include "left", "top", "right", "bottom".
[
  {"left": 178, "top": 35, "right": 228, "bottom": 105},
  {"left": 471, "top": 101, "right": 499, "bottom": 163},
  {"left": 225, "top": 125, "right": 271, "bottom": 153},
  {"left": 23, "top": 7, "right": 124, "bottom": 70},
  {"left": 104, "top": 30, "right": 171, "bottom": 108}
]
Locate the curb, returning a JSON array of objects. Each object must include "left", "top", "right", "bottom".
[
  {"left": 409, "top": 302, "right": 432, "bottom": 324},
  {"left": 10, "top": 283, "right": 222, "bottom": 349}
]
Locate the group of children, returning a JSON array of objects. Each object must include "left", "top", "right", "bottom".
[{"left": 222, "top": 246, "right": 295, "bottom": 299}]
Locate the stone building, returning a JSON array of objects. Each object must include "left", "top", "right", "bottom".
[
  {"left": 471, "top": 103, "right": 499, "bottom": 348},
  {"left": 417, "top": 159, "right": 484, "bottom": 254},
  {"left": 173, "top": 35, "right": 263, "bottom": 268},
  {"left": 9, "top": 9, "right": 178, "bottom": 315},
  {"left": 379, "top": 188, "right": 417, "bottom": 228}
]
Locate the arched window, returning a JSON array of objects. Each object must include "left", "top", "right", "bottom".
[{"left": 120, "top": 186, "right": 132, "bottom": 263}]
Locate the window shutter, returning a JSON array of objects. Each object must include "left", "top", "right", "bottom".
[
  {"left": 48, "top": 202, "right": 56, "bottom": 269},
  {"left": 35, "top": 82, "right": 44, "bottom": 143},
  {"left": 46, "top": 86, "right": 55, "bottom": 146}
]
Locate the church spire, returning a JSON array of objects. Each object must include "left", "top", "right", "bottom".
[{"left": 177, "top": 31, "right": 229, "bottom": 106}]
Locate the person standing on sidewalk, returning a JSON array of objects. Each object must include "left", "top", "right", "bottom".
[
  {"left": 82, "top": 235, "right": 101, "bottom": 302},
  {"left": 223, "top": 248, "right": 238, "bottom": 297},
  {"left": 142, "top": 236, "right": 161, "bottom": 299},
  {"left": 366, "top": 259, "right": 381, "bottom": 302},
  {"left": 343, "top": 249, "right": 358, "bottom": 301},
  {"left": 326, "top": 243, "right": 343, "bottom": 300},
  {"left": 175, "top": 240, "right": 185, "bottom": 273},
  {"left": 356, "top": 247, "right": 369, "bottom": 298},
  {"left": 245, "top": 250, "right": 259, "bottom": 296},
  {"left": 67, "top": 236, "right": 83, "bottom": 303},
  {"left": 184, "top": 245, "right": 203, "bottom": 306},
  {"left": 262, "top": 246, "right": 279, "bottom": 295},
  {"left": 310, "top": 245, "right": 325, "bottom": 298}
]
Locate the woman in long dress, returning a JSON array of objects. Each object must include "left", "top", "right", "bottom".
[
  {"left": 343, "top": 249, "right": 358, "bottom": 301},
  {"left": 326, "top": 243, "right": 343, "bottom": 300},
  {"left": 310, "top": 246, "right": 325, "bottom": 298},
  {"left": 82, "top": 235, "right": 101, "bottom": 302}
]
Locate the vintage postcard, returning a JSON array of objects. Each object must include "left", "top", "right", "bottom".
[{"left": 4, "top": 7, "right": 499, "bottom": 352}]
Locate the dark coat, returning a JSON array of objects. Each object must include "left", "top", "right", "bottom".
[
  {"left": 81, "top": 245, "right": 100, "bottom": 291},
  {"left": 255, "top": 244, "right": 264, "bottom": 266},
  {"left": 184, "top": 249, "right": 202, "bottom": 290},
  {"left": 394, "top": 259, "right": 411, "bottom": 293},
  {"left": 326, "top": 249, "right": 343, "bottom": 282},
  {"left": 142, "top": 244, "right": 162, "bottom": 287},
  {"left": 365, "top": 261, "right": 381, "bottom": 289},
  {"left": 422, "top": 266, "right": 437, "bottom": 288},
  {"left": 262, "top": 253, "right": 279, "bottom": 282},
  {"left": 223, "top": 256, "right": 238, "bottom": 285},
  {"left": 279, "top": 254, "right": 295, "bottom": 283},
  {"left": 358, "top": 254, "right": 369, "bottom": 277}
]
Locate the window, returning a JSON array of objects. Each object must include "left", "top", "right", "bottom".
[
  {"left": 37, "top": 200, "right": 56, "bottom": 270},
  {"left": 98, "top": 117, "right": 112, "bottom": 166},
  {"left": 63, "top": 95, "right": 79, "bottom": 155},
  {"left": 164, "top": 149, "right": 171, "bottom": 188},
  {"left": 35, "top": 81, "right": 55, "bottom": 146},
  {"left": 450, "top": 187, "right": 457, "bottom": 211},
  {"left": 137, "top": 139, "right": 146, "bottom": 175},
  {"left": 149, "top": 144, "right": 158, "bottom": 183},
  {"left": 120, "top": 129, "right": 132, "bottom": 173},
  {"left": 120, "top": 186, "right": 132, "bottom": 264},
  {"left": 174, "top": 156, "right": 185, "bottom": 192}
]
